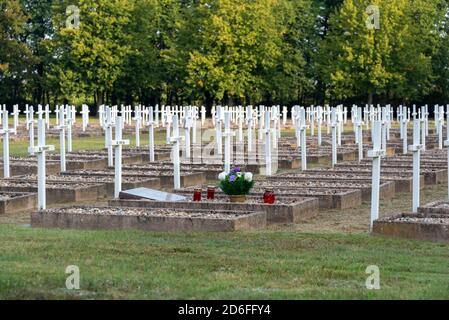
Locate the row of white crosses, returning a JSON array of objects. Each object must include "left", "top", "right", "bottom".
[
  {"left": 0, "top": 110, "right": 16, "bottom": 178},
  {"left": 28, "top": 119, "right": 55, "bottom": 210},
  {"left": 369, "top": 111, "right": 425, "bottom": 230}
]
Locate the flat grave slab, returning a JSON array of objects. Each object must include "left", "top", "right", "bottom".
[
  {"left": 120, "top": 188, "right": 187, "bottom": 202},
  {"left": 31, "top": 206, "right": 266, "bottom": 232},
  {"left": 0, "top": 192, "right": 37, "bottom": 215}
]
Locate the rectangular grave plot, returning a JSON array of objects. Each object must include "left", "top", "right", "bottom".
[
  {"left": 66, "top": 158, "right": 108, "bottom": 171},
  {"left": 254, "top": 181, "right": 395, "bottom": 202},
  {"left": 31, "top": 206, "right": 266, "bottom": 232},
  {"left": 177, "top": 188, "right": 362, "bottom": 210},
  {"left": 418, "top": 201, "right": 449, "bottom": 215},
  {"left": 0, "top": 192, "right": 37, "bottom": 215},
  {"left": 62, "top": 170, "right": 206, "bottom": 189},
  {"left": 373, "top": 213, "right": 449, "bottom": 242},
  {"left": 0, "top": 181, "right": 105, "bottom": 205},
  {"left": 110, "top": 196, "right": 319, "bottom": 225},
  {"left": 9, "top": 162, "right": 60, "bottom": 176}
]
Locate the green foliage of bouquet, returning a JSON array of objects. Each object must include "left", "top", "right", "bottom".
[{"left": 218, "top": 167, "right": 254, "bottom": 196}]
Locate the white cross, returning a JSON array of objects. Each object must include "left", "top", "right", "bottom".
[
  {"left": 438, "top": 106, "right": 444, "bottom": 150},
  {"left": 420, "top": 107, "right": 426, "bottom": 152},
  {"left": 146, "top": 106, "right": 155, "bottom": 162},
  {"left": 165, "top": 111, "right": 172, "bottom": 145},
  {"left": 408, "top": 118, "right": 423, "bottom": 213},
  {"left": 27, "top": 106, "right": 36, "bottom": 155},
  {"left": 154, "top": 104, "right": 159, "bottom": 127},
  {"left": 0, "top": 111, "right": 16, "bottom": 178},
  {"left": 80, "top": 104, "right": 90, "bottom": 132},
  {"left": 237, "top": 106, "right": 244, "bottom": 143},
  {"left": 11, "top": 105, "right": 20, "bottom": 133},
  {"left": 215, "top": 106, "right": 223, "bottom": 156},
  {"left": 264, "top": 111, "right": 273, "bottom": 176},
  {"left": 282, "top": 106, "right": 288, "bottom": 126},
  {"left": 368, "top": 121, "right": 385, "bottom": 230},
  {"left": 401, "top": 106, "right": 408, "bottom": 154},
  {"left": 65, "top": 105, "right": 73, "bottom": 152},
  {"left": 317, "top": 106, "right": 322, "bottom": 146},
  {"left": 444, "top": 119, "right": 449, "bottom": 199},
  {"left": 356, "top": 107, "right": 364, "bottom": 162},
  {"left": 299, "top": 108, "right": 308, "bottom": 171},
  {"left": 28, "top": 119, "right": 55, "bottom": 210},
  {"left": 201, "top": 106, "right": 206, "bottom": 126},
  {"left": 55, "top": 107, "right": 67, "bottom": 172},
  {"left": 103, "top": 107, "right": 114, "bottom": 167},
  {"left": 133, "top": 105, "right": 142, "bottom": 148},
  {"left": 331, "top": 108, "right": 338, "bottom": 167},
  {"left": 111, "top": 116, "right": 130, "bottom": 199},
  {"left": 98, "top": 105, "right": 105, "bottom": 127},
  {"left": 223, "top": 111, "right": 235, "bottom": 173},
  {"left": 183, "top": 107, "right": 192, "bottom": 161},
  {"left": 246, "top": 106, "right": 255, "bottom": 157},
  {"left": 170, "top": 115, "right": 182, "bottom": 189}
]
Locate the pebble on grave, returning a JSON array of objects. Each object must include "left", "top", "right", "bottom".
[{"left": 31, "top": 206, "right": 267, "bottom": 232}]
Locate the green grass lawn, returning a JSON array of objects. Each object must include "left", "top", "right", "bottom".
[
  {"left": 1, "top": 184, "right": 449, "bottom": 299},
  {"left": 0, "top": 225, "right": 448, "bottom": 300}
]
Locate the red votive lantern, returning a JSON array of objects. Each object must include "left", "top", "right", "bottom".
[
  {"left": 207, "top": 186, "right": 216, "bottom": 200},
  {"left": 193, "top": 188, "right": 202, "bottom": 202},
  {"left": 263, "top": 190, "right": 276, "bottom": 204}
]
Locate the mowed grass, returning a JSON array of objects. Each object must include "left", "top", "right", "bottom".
[
  {"left": 1, "top": 225, "right": 448, "bottom": 300},
  {"left": 4, "top": 131, "right": 170, "bottom": 157}
]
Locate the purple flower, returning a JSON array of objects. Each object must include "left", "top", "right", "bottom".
[
  {"left": 229, "top": 175, "right": 237, "bottom": 183},
  {"left": 233, "top": 167, "right": 241, "bottom": 173}
]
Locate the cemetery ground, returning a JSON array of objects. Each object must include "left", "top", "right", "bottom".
[
  {"left": 1, "top": 150, "right": 449, "bottom": 298},
  {"left": 0, "top": 120, "right": 448, "bottom": 300},
  {"left": 0, "top": 184, "right": 448, "bottom": 299}
]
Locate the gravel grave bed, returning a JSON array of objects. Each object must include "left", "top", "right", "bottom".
[
  {"left": 16, "top": 174, "right": 151, "bottom": 183},
  {"left": 40, "top": 206, "right": 252, "bottom": 219},
  {"left": 0, "top": 180, "right": 95, "bottom": 189},
  {"left": 393, "top": 216, "right": 449, "bottom": 224},
  {"left": 172, "top": 193, "right": 307, "bottom": 205},
  {"left": 181, "top": 186, "right": 355, "bottom": 195},
  {"left": 64, "top": 169, "right": 197, "bottom": 176}
]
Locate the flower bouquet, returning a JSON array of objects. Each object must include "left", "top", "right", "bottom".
[{"left": 218, "top": 167, "right": 254, "bottom": 203}]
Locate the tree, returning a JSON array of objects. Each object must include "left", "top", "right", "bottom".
[
  {"left": 0, "top": 0, "right": 35, "bottom": 106},
  {"left": 49, "top": 0, "right": 134, "bottom": 108}
]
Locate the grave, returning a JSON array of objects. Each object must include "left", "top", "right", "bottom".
[
  {"left": 177, "top": 186, "right": 361, "bottom": 210},
  {"left": 0, "top": 192, "right": 37, "bottom": 215},
  {"left": 31, "top": 206, "right": 267, "bottom": 232},
  {"left": 61, "top": 169, "right": 206, "bottom": 189},
  {"left": 373, "top": 210, "right": 449, "bottom": 242},
  {"left": 0, "top": 179, "right": 104, "bottom": 205},
  {"left": 14, "top": 174, "right": 161, "bottom": 199},
  {"left": 112, "top": 193, "right": 319, "bottom": 224}
]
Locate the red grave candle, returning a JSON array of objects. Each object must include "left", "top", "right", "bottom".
[
  {"left": 207, "top": 186, "right": 216, "bottom": 200},
  {"left": 263, "top": 190, "right": 276, "bottom": 204},
  {"left": 193, "top": 189, "right": 202, "bottom": 202}
]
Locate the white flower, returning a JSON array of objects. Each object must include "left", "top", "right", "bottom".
[
  {"left": 218, "top": 172, "right": 227, "bottom": 181},
  {"left": 244, "top": 172, "right": 253, "bottom": 182}
]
